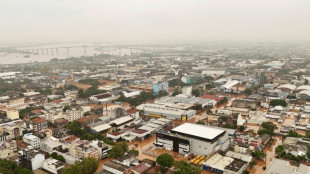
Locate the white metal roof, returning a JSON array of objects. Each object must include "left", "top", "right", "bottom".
[
  {"left": 138, "top": 125, "right": 156, "bottom": 132},
  {"left": 91, "top": 124, "right": 111, "bottom": 132},
  {"left": 277, "top": 84, "right": 296, "bottom": 91},
  {"left": 296, "top": 85, "right": 310, "bottom": 92},
  {"left": 110, "top": 116, "right": 133, "bottom": 125},
  {"left": 225, "top": 151, "right": 253, "bottom": 162},
  {"left": 299, "top": 90, "right": 310, "bottom": 96},
  {"left": 157, "top": 118, "right": 171, "bottom": 123},
  {"left": 222, "top": 80, "right": 239, "bottom": 89},
  {"left": 171, "top": 123, "right": 225, "bottom": 140}
]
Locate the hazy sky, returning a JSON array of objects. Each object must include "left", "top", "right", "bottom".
[{"left": 1, "top": 0, "right": 310, "bottom": 44}]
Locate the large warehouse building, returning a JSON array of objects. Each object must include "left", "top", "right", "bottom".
[
  {"left": 136, "top": 103, "right": 196, "bottom": 120},
  {"left": 155, "top": 123, "right": 231, "bottom": 155}
]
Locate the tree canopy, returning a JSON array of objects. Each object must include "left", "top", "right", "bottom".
[
  {"left": 244, "top": 88, "right": 252, "bottom": 95},
  {"left": 275, "top": 145, "right": 285, "bottom": 157},
  {"left": 48, "top": 152, "right": 65, "bottom": 163},
  {"left": 62, "top": 157, "right": 99, "bottom": 174},
  {"left": 156, "top": 153, "right": 174, "bottom": 168},
  {"left": 0, "top": 159, "right": 33, "bottom": 174},
  {"left": 173, "top": 160, "right": 201, "bottom": 174},
  {"left": 108, "top": 142, "right": 129, "bottom": 159},
  {"left": 254, "top": 151, "right": 266, "bottom": 159},
  {"left": 269, "top": 99, "right": 287, "bottom": 107},
  {"left": 258, "top": 122, "right": 277, "bottom": 136}
]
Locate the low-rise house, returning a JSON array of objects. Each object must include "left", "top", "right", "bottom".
[
  {"left": 283, "top": 137, "right": 310, "bottom": 157},
  {"left": 100, "top": 161, "right": 131, "bottom": 174},
  {"left": 42, "top": 158, "right": 65, "bottom": 174},
  {"left": 235, "top": 133, "right": 262, "bottom": 149},
  {"left": 131, "top": 162, "right": 153, "bottom": 174}
]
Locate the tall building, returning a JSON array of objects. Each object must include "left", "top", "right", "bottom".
[
  {"left": 153, "top": 81, "right": 169, "bottom": 94},
  {"left": 254, "top": 71, "right": 266, "bottom": 84},
  {"left": 6, "top": 109, "right": 19, "bottom": 120}
]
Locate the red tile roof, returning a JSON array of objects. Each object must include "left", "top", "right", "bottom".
[
  {"left": 65, "top": 136, "right": 80, "bottom": 143},
  {"left": 126, "top": 109, "right": 139, "bottom": 114},
  {"left": 200, "top": 94, "right": 217, "bottom": 100},
  {"left": 75, "top": 117, "right": 89, "bottom": 123},
  {"left": 132, "top": 129, "right": 146, "bottom": 134},
  {"left": 31, "top": 118, "right": 46, "bottom": 123}
]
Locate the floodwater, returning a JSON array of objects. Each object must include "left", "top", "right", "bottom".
[
  {"left": 0, "top": 43, "right": 133, "bottom": 64},
  {"left": 247, "top": 136, "right": 282, "bottom": 174}
]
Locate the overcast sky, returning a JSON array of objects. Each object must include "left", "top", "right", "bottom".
[{"left": 1, "top": 0, "right": 310, "bottom": 44}]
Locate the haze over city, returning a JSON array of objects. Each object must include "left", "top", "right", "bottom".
[
  {"left": 1, "top": 0, "right": 310, "bottom": 44},
  {"left": 1, "top": 1, "right": 310, "bottom": 174}
]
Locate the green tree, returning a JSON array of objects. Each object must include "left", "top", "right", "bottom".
[
  {"left": 287, "top": 130, "right": 302, "bottom": 137},
  {"left": 192, "top": 89, "right": 200, "bottom": 97},
  {"left": 66, "top": 85, "right": 79, "bottom": 90},
  {"left": 194, "top": 104, "right": 203, "bottom": 110},
  {"left": 196, "top": 120, "right": 205, "bottom": 125},
  {"left": 156, "top": 153, "right": 174, "bottom": 173},
  {"left": 62, "top": 157, "right": 98, "bottom": 174},
  {"left": 249, "top": 161, "right": 257, "bottom": 168},
  {"left": 78, "top": 89, "right": 85, "bottom": 98},
  {"left": 269, "top": 99, "right": 287, "bottom": 107},
  {"left": 244, "top": 88, "right": 252, "bottom": 95},
  {"left": 254, "top": 151, "right": 266, "bottom": 160},
  {"left": 172, "top": 89, "right": 180, "bottom": 96},
  {"left": 305, "top": 79, "right": 309, "bottom": 85},
  {"left": 238, "top": 126, "right": 245, "bottom": 132},
  {"left": 173, "top": 160, "right": 201, "bottom": 174},
  {"left": 218, "top": 116, "right": 228, "bottom": 124},
  {"left": 108, "top": 142, "right": 129, "bottom": 159},
  {"left": 243, "top": 170, "right": 250, "bottom": 174},
  {"left": 275, "top": 145, "right": 285, "bottom": 157},
  {"left": 258, "top": 122, "right": 277, "bottom": 136}
]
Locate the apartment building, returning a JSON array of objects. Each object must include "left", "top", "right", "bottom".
[
  {"left": 23, "top": 134, "right": 41, "bottom": 148},
  {"left": 69, "top": 141, "right": 99, "bottom": 160},
  {"left": 0, "top": 139, "right": 17, "bottom": 159},
  {"left": 29, "top": 118, "right": 48, "bottom": 132}
]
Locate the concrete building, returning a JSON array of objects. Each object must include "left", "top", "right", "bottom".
[
  {"left": 42, "top": 158, "right": 65, "bottom": 174},
  {"left": 63, "top": 108, "right": 84, "bottom": 122},
  {"left": 23, "top": 134, "right": 40, "bottom": 148},
  {"left": 182, "top": 86, "right": 192, "bottom": 96},
  {"left": 6, "top": 109, "right": 19, "bottom": 120},
  {"left": 89, "top": 140, "right": 109, "bottom": 159},
  {"left": 100, "top": 161, "right": 131, "bottom": 174},
  {"left": 153, "top": 81, "right": 169, "bottom": 94},
  {"left": 202, "top": 153, "right": 248, "bottom": 174},
  {"left": 29, "top": 118, "right": 48, "bottom": 132},
  {"left": 137, "top": 103, "right": 196, "bottom": 120},
  {"left": 69, "top": 141, "right": 100, "bottom": 160},
  {"left": 18, "top": 149, "right": 45, "bottom": 170},
  {"left": 231, "top": 94, "right": 263, "bottom": 109},
  {"left": 109, "top": 116, "right": 135, "bottom": 130},
  {"left": 0, "top": 139, "right": 17, "bottom": 159},
  {"left": 264, "top": 159, "right": 297, "bottom": 174},
  {"left": 155, "top": 123, "right": 230, "bottom": 155}
]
